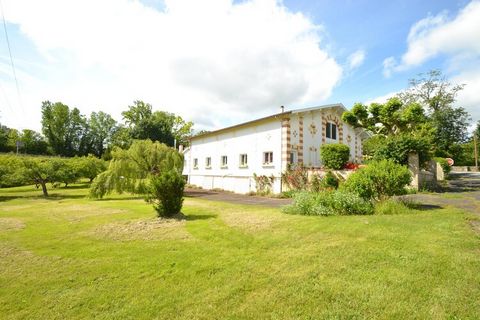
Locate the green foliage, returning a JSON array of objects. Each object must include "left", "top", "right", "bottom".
[
  {"left": 434, "top": 157, "right": 451, "bottom": 175},
  {"left": 310, "top": 174, "right": 322, "bottom": 192},
  {"left": 89, "top": 140, "right": 183, "bottom": 199},
  {"left": 41, "top": 101, "right": 89, "bottom": 157},
  {"left": 342, "top": 160, "right": 412, "bottom": 201},
  {"left": 281, "top": 164, "right": 309, "bottom": 191},
  {"left": 88, "top": 111, "right": 118, "bottom": 157},
  {"left": 0, "top": 155, "right": 25, "bottom": 187},
  {"left": 146, "top": 170, "right": 185, "bottom": 217},
  {"left": 282, "top": 190, "right": 374, "bottom": 216},
  {"left": 253, "top": 173, "right": 275, "bottom": 195},
  {"left": 321, "top": 171, "right": 339, "bottom": 189},
  {"left": 342, "top": 98, "right": 427, "bottom": 136},
  {"left": 121, "top": 100, "right": 193, "bottom": 147},
  {"left": 320, "top": 143, "right": 350, "bottom": 170},
  {"left": 76, "top": 155, "right": 107, "bottom": 182},
  {"left": 374, "top": 198, "right": 417, "bottom": 215},
  {"left": 372, "top": 133, "right": 433, "bottom": 165},
  {"left": 21, "top": 156, "right": 68, "bottom": 196}
]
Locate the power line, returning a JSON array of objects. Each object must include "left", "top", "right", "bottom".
[{"left": 0, "top": 0, "right": 23, "bottom": 113}]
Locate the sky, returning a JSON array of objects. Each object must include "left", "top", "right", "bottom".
[{"left": 0, "top": 0, "right": 479, "bottom": 132}]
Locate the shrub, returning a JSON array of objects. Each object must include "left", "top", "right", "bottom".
[
  {"left": 282, "top": 190, "right": 373, "bottom": 216},
  {"left": 320, "top": 144, "right": 350, "bottom": 170},
  {"left": 434, "top": 157, "right": 451, "bottom": 175},
  {"left": 147, "top": 170, "right": 185, "bottom": 218},
  {"left": 373, "top": 134, "right": 432, "bottom": 166},
  {"left": 321, "top": 171, "right": 339, "bottom": 189},
  {"left": 342, "top": 159, "right": 412, "bottom": 201}
]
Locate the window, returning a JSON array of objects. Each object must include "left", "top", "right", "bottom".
[
  {"left": 326, "top": 122, "right": 337, "bottom": 140},
  {"left": 205, "top": 157, "right": 211, "bottom": 168},
  {"left": 289, "top": 151, "right": 297, "bottom": 165},
  {"left": 193, "top": 158, "right": 198, "bottom": 169},
  {"left": 239, "top": 154, "right": 248, "bottom": 167},
  {"left": 263, "top": 151, "right": 273, "bottom": 165},
  {"left": 221, "top": 155, "right": 228, "bottom": 168}
]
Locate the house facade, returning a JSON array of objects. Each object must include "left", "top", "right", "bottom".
[{"left": 183, "top": 104, "right": 367, "bottom": 194}]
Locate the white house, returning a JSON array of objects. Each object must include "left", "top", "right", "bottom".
[{"left": 182, "top": 104, "right": 368, "bottom": 194}]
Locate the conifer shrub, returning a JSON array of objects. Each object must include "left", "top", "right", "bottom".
[{"left": 147, "top": 170, "right": 185, "bottom": 217}]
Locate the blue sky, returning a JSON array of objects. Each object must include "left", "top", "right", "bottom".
[{"left": 0, "top": 0, "right": 479, "bottom": 131}]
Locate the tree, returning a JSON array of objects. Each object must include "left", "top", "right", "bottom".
[
  {"left": 88, "top": 111, "right": 117, "bottom": 157},
  {"left": 41, "top": 101, "right": 88, "bottom": 156},
  {"left": 398, "top": 70, "right": 471, "bottom": 157},
  {"left": 342, "top": 98, "right": 434, "bottom": 164},
  {"left": 19, "top": 129, "right": 49, "bottom": 155},
  {"left": 21, "top": 157, "right": 66, "bottom": 196},
  {"left": 121, "top": 100, "right": 193, "bottom": 148},
  {"left": 90, "top": 139, "right": 184, "bottom": 198}
]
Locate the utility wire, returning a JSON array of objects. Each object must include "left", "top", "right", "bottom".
[{"left": 0, "top": 0, "right": 23, "bottom": 114}]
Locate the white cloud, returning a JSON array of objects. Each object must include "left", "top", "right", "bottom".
[
  {"left": 364, "top": 91, "right": 398, "bottom": 105},
  {"left": 0, "top": 0, "right": 342, "bottom": 130},
  {"left": 383, "top": 1, "right": 480, "bottom": 76},
  {"left": 381, "top": 0, "right": 480, "bottom": 121},
  {"left": 347, "top": 49, "right": 365, "bottom": 70}
]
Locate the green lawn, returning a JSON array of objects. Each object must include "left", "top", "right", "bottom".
[{"left": 0, "top": 184, "right": 479, "bottom": 319}]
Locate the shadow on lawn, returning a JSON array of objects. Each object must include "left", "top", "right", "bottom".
[
  {"left": 0, "top": 193, "right": 86, "bottom": 202},
  {"left": 185, "top": 214, "right": 216, "bottom": 221}
]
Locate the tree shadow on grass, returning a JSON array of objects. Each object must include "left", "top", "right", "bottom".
[
  {"left": 410, "top": 203, "right": 443, "bottom": 211},
  {"left": 185, "top": 214, "right": 217, "bottom": 221},
  {"left": 0, "top": 193, "right": 86, "bottom": 202}
]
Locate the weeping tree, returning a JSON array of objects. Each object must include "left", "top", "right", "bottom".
[{"left": 89, "top": 140, "right": 185, "bottom": 217}]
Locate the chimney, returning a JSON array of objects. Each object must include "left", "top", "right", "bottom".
[{"left": 281, "top": 106, "right": 285, "bottom": 113}]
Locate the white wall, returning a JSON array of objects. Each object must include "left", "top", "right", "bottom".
[{"left": 183, "top": 119, "right": 283, "bottom": 194}]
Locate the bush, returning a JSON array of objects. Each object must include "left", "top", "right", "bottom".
[
  {"left": 282, "top": 190, "right": 373, "bottom": 216},
  {"left": 147, "top": 170, "right": 185, "bottom": 218},
  {"left": 342, "top": 159, "right": 412, "bottom": 201},
  {"left": 434, "top": 157, "right": 451, "bottom": 175},
  {"left": 372, "top": 134, "right": 432, "bottom": 166},
  {"left": 321, "top": 171, "right": 339, "bottom": 189},
  {"left": 320, "top": 144, "right": 350, "bottom": 170}
]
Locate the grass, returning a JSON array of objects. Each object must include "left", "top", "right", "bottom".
[{"left": 1, "top": 184, "right": 480, "bottom": 319}]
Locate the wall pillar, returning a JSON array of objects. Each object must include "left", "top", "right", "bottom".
[
  {"left": 298, "top": 116, "right": 304, "bottom": 164},
  {"left": 281, "top": 117, "right": 291, "bottom": 171},
  {"left": 408, "top": 153, "right": 420, "bottom": 189}
]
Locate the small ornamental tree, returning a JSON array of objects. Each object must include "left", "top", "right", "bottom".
[
  {"left": 320, "top": 144, "right": 350, "bottom": 170},
  {"left": 90, "top": 140, "right": 186, "bottom": 218}
]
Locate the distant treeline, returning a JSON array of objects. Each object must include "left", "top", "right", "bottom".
[{"left": 0, "top": 100, "right": 193, "bottom": 159}]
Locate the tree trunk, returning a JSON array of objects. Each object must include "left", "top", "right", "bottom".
[{"left": 40, "top": 182, "right": 49, "bottom": 197}]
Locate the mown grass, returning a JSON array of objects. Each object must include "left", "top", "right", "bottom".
[{"left": 0, "top": 184, "right": 479, "bottom": 319}]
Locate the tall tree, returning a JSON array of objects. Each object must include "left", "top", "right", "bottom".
[
  {"left": 121, "top": 100, "right": 193, "bottom": 147},
  {"left": 88, "top": 111, "right": 117, "bottom": 157},
  {"left": 41, "top": 101, "right": 87, "bottom": 156},
  {"left": 398, "top": 70, "right": 471, "bottom": 157}
]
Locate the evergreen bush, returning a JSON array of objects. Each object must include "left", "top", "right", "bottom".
[{"left": 147, "top": 170, "right": 185, "bottom": 218}]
